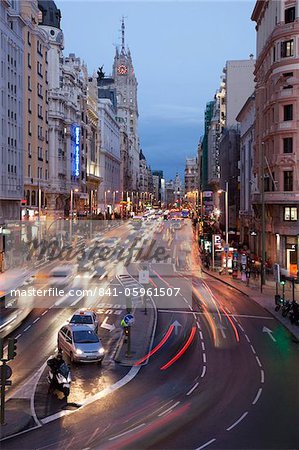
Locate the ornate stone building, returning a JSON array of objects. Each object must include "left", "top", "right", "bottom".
[
  {"left": 112, "top": 19, "right": 140, "bottom": 193},
  {"left": 252, "top": 0, "right": 299, "bottom": 275}
]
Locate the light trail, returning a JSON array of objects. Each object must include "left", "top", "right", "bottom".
[{"left": 160, "top": 326, "right": 196, "bottom": 370}]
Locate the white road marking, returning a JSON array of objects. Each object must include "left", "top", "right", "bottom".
[
  {"left": 196, "top": 322, "right": 201, "bottom": 330},
  {"left": 158, "top": 401, "right": 181, "bottom": 417},
  {"left": 238, "top": 323, "right": 245, "bottom": 332},
  {"left": 108, "top": 423, "right": 146, "bottom": 441},
  {"left": 187, "top": 382, "right": 199, "bottom": 396},
  {"left": 33, "top": 317, "right": 40, "bottom": 324},
  {"left": 41, "top": 310, "right": 48, "bottom": 316},
  {"left": 201, "top": 365, "right": 206, "bottom": 377},
  {"left": 255, "top": 356, "right": 262, "bottom": 368},
  {"left": 203, "top": 353, "right": 206, "bottom": 363},
  {"left": 261, "top": 369, "right": 265, "bottom": 383},
  {"left": 245, "top": 334, "right": 251, "bottom": 343},
  {"left": 195, "top": 438, "right": 216, "bottom": 450},
  {"left": 201, "top": 342, "right": 205, "bottom": 351},
  {"left": 157, "top": 310, "right": 273, "bottom": 320},
  {"left": 250, "top": 345, "right": 256, "bottom": 355},
  {"left": 226, "top": 411, "right": 248, "bottom": 431},
  {"left": 252, "top": 387, "right": 263, "bottom": 405},
  {"left": 41, "top": 366, "right": 141, "bottom": 425},
  {"left": 70, "top": 293, "right": 84, "bottom": 307},
  {"left": 199, "top": 331, "right": 203, "bottom": 339},
  {"left": 15, "top": 333, "right": 22, "bottom": 339},
  {"left": 23, "top": 325, "right": 31, "bottom": 332}
]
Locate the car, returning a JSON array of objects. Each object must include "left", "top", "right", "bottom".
[
  {"left": 69, "top": 309, "right": 98, "bottom": 332},
  {"left": 49, "top": 265, "right": 76, "bottom": 287},
  {"left": 58, "top": 324, "right": 105, "bottom": 364}
]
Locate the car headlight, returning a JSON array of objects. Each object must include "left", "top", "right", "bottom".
[
  {"left": 98, "top": 348, "right": 105, "bottom": 355},
  {"left": 76, "top": 348, "right": 83, "bottom": 355}
]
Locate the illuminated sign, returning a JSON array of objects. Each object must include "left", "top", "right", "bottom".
[{"left": 71, "top": 124, "right": 80, "bottom": 178}]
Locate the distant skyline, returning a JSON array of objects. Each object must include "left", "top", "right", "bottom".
[{"left": 58, "top": 1, "right": 256, "bottom": 180}]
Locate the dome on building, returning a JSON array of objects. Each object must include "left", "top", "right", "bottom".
[{"left": 38, "top": 1, "right": 61, "bottom": 29}]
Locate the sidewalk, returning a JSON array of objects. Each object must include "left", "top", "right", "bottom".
[
  {"left": 0, "top": 399, "right": 33, "bottom": 440},
  {"left": 114, "top": 300, "right": 157, "bottom": 366},
  {"left": 201, "top": 266, "right": 299, "bottom": 341}
]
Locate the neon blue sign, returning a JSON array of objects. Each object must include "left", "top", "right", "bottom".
[{"left": 71, "top": 124, "right": 80, "bottom": 177}]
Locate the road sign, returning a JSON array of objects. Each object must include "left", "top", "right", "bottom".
[
  {"left": 224, "top": 245, "right": 229, "bottom": 254},
  {"left": 122, "top": 314, "right": 135, "bottom": 326},
  {"left": 139, "top": 270, "right": 149, "bottom": 285},
  {"left": 0, "top": 364, "right": 12, "bottom": 381}
]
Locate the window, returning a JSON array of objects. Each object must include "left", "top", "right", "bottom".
[
  {"left": 284, "top": 207, "right": 297, "bottom": 221},
  {"left": 27, "top": 31, "right": 31, "bottom": 46},
  {"left": 28, "top": 121, "right": 32, "bottom": 136},
  {"left": 28, "top": 143, "right": 31, "bottom": 157},
  {"left": 27, "top": 53, "right": 31, "bottom": 68},
  {"left": 285, "top": 6, "right": 296, "bottom": 23},
  {"left": 273, "top": 45, "right": 276, "bottom": 62},
  {"left": 281, "top": 40, "right": 294, "bottom": 57},
  {"left": 28, "top": 98, "right": 31, "bottom": 113},
  {"left": 284, "top": 104, "right": 293, "bottom": 120},
  {"left": 28, "top": 75, "right": 31, "bottom": 91},
  {"left": 284, "top": 171, "right": 293, "bottom": 191},
  {"left": 28, "top": 164, "right": 31, "bottom": 177},
  {"left": 283, "top": 137, "right": 293, "bottom": 153}
]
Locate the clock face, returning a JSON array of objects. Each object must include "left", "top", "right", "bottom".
[{"left": 117, "top": 65, "right": 128, "bottom": 75}]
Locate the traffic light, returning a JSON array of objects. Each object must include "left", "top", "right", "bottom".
[
  {"left": 124, "top": 327, "right": 129, "bottom": 337},
  {"left": 7, "top": 338, "right": 17, "bottom": 360}
]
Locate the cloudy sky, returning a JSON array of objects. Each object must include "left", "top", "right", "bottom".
[{"left": 58, "top": 0, "right": 256, "bottom": 180}]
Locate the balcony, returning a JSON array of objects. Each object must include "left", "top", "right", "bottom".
[{"left": 252, "top": 191, "right": 299, "bottom": 204}]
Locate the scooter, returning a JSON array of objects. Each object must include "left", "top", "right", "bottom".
[
  {"left": 289, "top": 301, "right": 299, "bottom": 325},
  {"left": 47, "top": 361, "right": 71, "bottom": 398},
  {"left": 281, "top": 299, "right": 292, "bottom": 317}
]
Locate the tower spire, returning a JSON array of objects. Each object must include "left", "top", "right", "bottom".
[{"left": 121, "top": 16, "right": 126, "bottom": 54}]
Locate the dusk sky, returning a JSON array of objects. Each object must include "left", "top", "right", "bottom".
[{"left": 58, "top": 1, "right": 256, "bottom": 180}]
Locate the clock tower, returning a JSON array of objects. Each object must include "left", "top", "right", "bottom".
[{"left": 112, "top": 18, "right": 140, "bottom": 192}]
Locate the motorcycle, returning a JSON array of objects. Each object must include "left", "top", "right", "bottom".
[
  {"left": 275, "top": 297, "right": 284, "bottom": 312},
  {"left": 47, "top": 361, "right": 71, "bottom": 398},
  {"left": 281, "top": 299, "right": 292, "bottom": 317}
]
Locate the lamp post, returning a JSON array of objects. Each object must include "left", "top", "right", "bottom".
[{"left": 70, "top": 187, "right": 79, "bottom": 241}]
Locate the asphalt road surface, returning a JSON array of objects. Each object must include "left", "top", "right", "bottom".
[{"left": 1, "top": 220, "right": 299, "bottom": 450}]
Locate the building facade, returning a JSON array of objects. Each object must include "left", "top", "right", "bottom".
[
  {"left": 252, "top": 0, "right": 299, "bottom": 275},
  {"left": 0, "top": 0, "right": 24, "bottom": 223},
  {"left": 185, "top": 157, "right": 198, "bottom": 206},
  {"left": 21, "top": 0, "right": 50, "bottom": 220},
  {"left": 236, "top": 94, "right": 256, "bottom": 248}
]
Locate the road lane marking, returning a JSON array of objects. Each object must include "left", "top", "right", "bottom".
[
  {"left": 108, "top": 423, "right": 146, "bottom": 441},
  {"left": 226, "top": 411, "right": 248, "bottom": 431},
  {"left": 158, "top": 401, "right": 181, "bottom": 417},
  {"left": 70, "top": 293, "right": 84, "bottom": 307},
  {"left": 196, "top": 322, "right": 201, "bottom": 329},
  {"left": 41, "top": 310, "right": 48, "bottom": 316},
  {"left": 250, "top": 344, "right": 256, "bottom": 355},
  {"left": 199, "top": 331, "right": 203, "bottom": 339},
  {"left": 252, "top": 387, "right": 263, "bottom": 405},
  {"left": 238, "top": 323, "right": 245, "bottom": 332},
  {"left": 201, "top": 342, "right": 205, "bottom": 351},
  {"left": 261, "top": 369, "right": 265, "bottom": 383},
  {"left": 23, "top": 325, "right": 31, "bottom": 332},
  {"left": 157, "top": 310, "right": 273, "bottom": 320},
  {"left": 15, "top": 333, "right": 22, "bottom": 339},
  {"left": 201, "top": 365, "right": 206, "bottom": 377},
  {"left": 255, "top": 356, "right": 262, "bottom": 367},
  {"left": 245, "top": 334, "right": 250, "bottom": 343},
  {"left": 195, "top": 438, "right": 216, "bottom": 450},
  {"left": 203, "top": 353, "right": 206, "bottom": 363},
  {"left": 33, "top": 317, "right": 40, "bottom": 324},
  {"left": 186, "top": 382, "right": 199, "bottom": 396}
]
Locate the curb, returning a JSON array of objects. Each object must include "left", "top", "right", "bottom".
[{"left": 201, "top": 266, "right": 299, "bottom": 342}]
